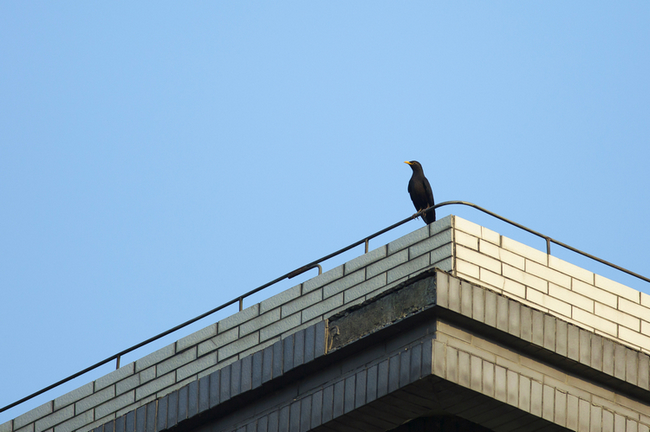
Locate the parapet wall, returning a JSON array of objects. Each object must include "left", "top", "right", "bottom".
[
  {"left": 452, "top": 217, "right": 650, "bottom": 354},
  {"left": 2, "top": 215, "right": 648, "bottom": 432},
  {"left": 2, "top": 217, "right": 453, "bottom": 432}
]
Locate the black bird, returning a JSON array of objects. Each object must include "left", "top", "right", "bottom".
[{"left": 405, "top": 160, "right": 436, "bottom": 224}]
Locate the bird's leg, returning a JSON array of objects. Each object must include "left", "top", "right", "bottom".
[{"left": 411, "top": 209, "right": 424, "bottom": 220}]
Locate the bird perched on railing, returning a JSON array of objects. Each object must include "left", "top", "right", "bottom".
[{"left": 405, "top": 160, "right": 436, "bottom": 224}]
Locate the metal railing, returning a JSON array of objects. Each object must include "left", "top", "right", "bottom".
[{"left": 2, "top": 200, "right": 648, "bottom": 415}]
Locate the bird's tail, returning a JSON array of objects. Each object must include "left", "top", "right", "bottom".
[{"left": 422, "top": 207, "right": 436, "bottom": 224}]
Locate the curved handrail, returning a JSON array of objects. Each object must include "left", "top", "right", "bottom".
[{"left": 2, "top": 201, "right": 648, "bottom": 415}]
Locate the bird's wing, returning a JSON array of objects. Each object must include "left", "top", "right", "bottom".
[{"left": 422, "top": 177, "right": 434, "bottom": 207}]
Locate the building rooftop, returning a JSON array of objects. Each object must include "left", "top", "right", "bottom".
[{"left": 2, "top": 215, "right": 649, "bottom": 432}]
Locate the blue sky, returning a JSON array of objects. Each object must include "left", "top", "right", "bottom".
[{"left": 1, "top": 2, "right": 648, "bottom": 423}]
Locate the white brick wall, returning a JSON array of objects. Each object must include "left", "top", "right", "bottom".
[{"left": 453, "top": 216, "right": 650, "bottom": 354}]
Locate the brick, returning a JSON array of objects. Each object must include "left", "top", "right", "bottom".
[
  {"left": 499, "top": 249, "right": 525, "bottom": 270},
  {"left": 595, "top": 303, "right": 640, "bottom": 332},
  {"left": 53, "top": 382, "right": 93, "bottom": 410},
  {"left": 572, "top": 307, "right": 617, "bottom": 337},
  {"left": 479, "top": 268, "right": 505, "bottom": 291},
  {"left": 619, "top": 327, "right": 650, "bottom": 351},
  {"left": 526, "top": 289, "right": 571, "bottom": 317},
  {"left": 322, "top": 269, "right": 366, "bottom": 298},
  {"left": 525, "top": 260, "right": 571, "bottom": 289},
  {"left": 218, "top": 304, "right": 260, "bottom": 333},
  {"left": 95, "top": 392, "right": 135, "bottom": 419},
  {"left": 135, "top": 372, "right": 175, "bottom": 400},
  {"left": 34, "top": 405, "right": 73, "bottom": 432},
  {"left": 260, "top": 313, "right": 301, "bottom": 342},
  {"left": 135, "top": 343, "right": 175, "bottom": 373},
  {"left": 503, "top": 278, "right": 526, "bottom": 299},
  {"left": 218, "top": 332, "right": 259, "bottom": 361},
  {"left": 478, "top": 239, "right": 500, "bottom": 261},
  {"left": 481, "top": 226, "right": 500, "bottom": 245},
  {"left": 76, "top": 386, "right": 115, "bottom": 414},
  {"left": 116, "top": 373, "right": 141, "bottom": 396},
  {"left": 387, "top": 225, "right": 429, "bottom": 255},
  {"left": 619, "top": 298, "right": 650, "bottom": 319},
  {"left": 177, "top": 324, "right": 217, "bottom": 352},
  {"left": 549, "top": 283, "right": 594, "bottom": 313},
  {"left": 456, "top": 245, "right": 501, "bottom": 275},
  {"left": 96, "top": 363, "right": 136, "bottom": 390},
  {"left": 571, "top": 279, "right": 617, "bottom": 308},
  {"left": 409, "top": 230, "right": 452, "bottom": 259},
  {"left": 177, "top": 353, "right": 218, "bottom": 381},
  {"left": 0, "top": 421, "right": 11, "bottom": 432},
  {"left": 387, "top": 253, "right": 430, "bottom": 283},
  {"left": 282, "top": 288, "right": 322, "bottom": 317},
  {"left": 457, "top": 258, "right": 480, "bottom": 279},
  {"left": 429, "top": 243, "right": 452, "bottom": 265},
  {"left": 548, "top": 256, "right": 594, "bottom": 284},
  {"left": 344, "top": 246, "right": 387, "bottom": 274},
  {"left": 455, "top": 230, "right": 478, "bottom": 250},
  {"left": 198, "top": 327, "right": 238, "bottom": 357},
  {"left": 501, "top": 236, "right": 547, "bottom": 265},
  {"left": 434, "top": 256, "right": 453, "bottom": 272},
  {"left": 53, "top": 409, "right": 93, "bottom": 432},
  {"left": 642, "top": 292, "right": 650, "bottom": 308},
  {"left": 367, "top": 250, "right": 408, "bottom": 279},
  {"left": 503, "top": 264, "right": 547, "bottom": 293},
  {"left": 259, "top": 284, "right": 301, "bottom": 313},
  {"left": 299, "top": 268, "right": 342, "bottom": 298},
  {"left": 240, "top": 308, "right": 281, "bottom": 336},
  {"left": 14, "top": 401, "right": 53, "bottom": 430},
  {"left": 595, "top": 274, "right": 640, "bottom": 303},
  {"left": 299, "top": 292, "right": 342, "bottom": 322},
  {"left": 343, "top": 274, "right": 386, "bottom": 303},
  {"left": 157, "top": 348, "right": 196, "bottom": 377},
  {"left": 454, "top": 216, "right": 482, "bottom": 237},
  {"left": 140, "top": 366, "right": 155, "bottom": 384}
]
